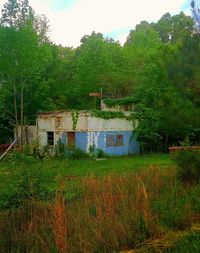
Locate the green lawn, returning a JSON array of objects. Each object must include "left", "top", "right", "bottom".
[
  {"left": 0, "top": 154, "right": 173, "bottom": 209},
  {"left": 0, "top": 153, "right": 173, "bottom": 178}
]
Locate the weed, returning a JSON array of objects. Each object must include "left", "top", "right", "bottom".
[{"left": 173, "top": 150, "right": 200, "bottom": 183}]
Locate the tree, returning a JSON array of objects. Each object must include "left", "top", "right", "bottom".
[
  {"left": 0, "top": 0, "right": 51, "bottom": 145},
  {"left": 43, "top": 44, "right": 76, "bottom": 110},
  {"left": 71, "top": 32, "right": 125, "bottom": 109},
  {"left": 153, "top": 12, "right": 194, "bottom": 43},
  {"left": 191, "top": 0, "right": 200, "bottom": 32},
  {"left": 0, "top": 0, "right": 33, "bottom": 28},
  {"left": 125, "top": 21, "right": 161, "bottom": 49}
]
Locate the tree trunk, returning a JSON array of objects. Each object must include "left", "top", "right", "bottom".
[
  {"left": 20, "top": 87, "right": 24, "bottom": 147},
  {"left": 165, "top": 134, "right": 169, "bottom": 153},
  {"left": 13, "top": 83, "right": 19, "bottom": 144}
]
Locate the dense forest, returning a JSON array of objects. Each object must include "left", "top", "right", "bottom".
[{"left": 0, "top": 0, "right": 200, "bottom": 152}]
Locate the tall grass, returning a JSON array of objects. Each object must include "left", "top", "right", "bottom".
[{"left": 0, "top": 165, "right": 200, "bottom": 252}]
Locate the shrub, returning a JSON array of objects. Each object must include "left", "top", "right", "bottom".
[
  {"left": 70, "top": 148, "right": 89, "bottom": 159},
  {"left": 96, "top": 148, "right": 107, "bottom": 158},
  {"left": 173, "top": 150, "right": 200, "bottom": 183},
  {"left": 0, "top": 165, "right": 55, "bottom": 210},
  {"left": 89, "top": 145, "right": 108, "bottom": 158}
]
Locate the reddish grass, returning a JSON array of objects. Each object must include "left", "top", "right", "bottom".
[
  {"left": 53, "top": 193, "right": 68, "bottom": 253},
  {"left": 0, "top": 165, "right": 198, "bottom": 253}
]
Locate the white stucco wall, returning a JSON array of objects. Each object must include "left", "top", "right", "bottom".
[
  {"left": 87, "top": 116, "right": 133, "bottom": 131},
  {"left": 37, "top": 111, "right": 134, "bottom": 147},
  {"left": 37, "top": 112, "right": 88, "bottom": 132}
]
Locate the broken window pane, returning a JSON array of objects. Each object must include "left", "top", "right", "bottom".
[
  {"left": 106, "top": 134, "right": 115, "bottom": 147},
  {"left": 116, "top": 134, "right": 124, "bottom": 146},
  {"left": 47, "top": 131, "right": 54, "bottom": 145}
]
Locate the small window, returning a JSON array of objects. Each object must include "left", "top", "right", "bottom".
[
  {"left": 116, "top": 134, "right": 124, "bottom": 146},
  {"left": 47, "top": 131, "right": 54, "bottom": 145},
  {"left": 106, "top": 134, "right": 115, "bottom": 147}
]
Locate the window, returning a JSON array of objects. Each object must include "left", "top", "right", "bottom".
[
  {"left": 106, "top": 134, "right": 124, "bottom": 147},
  {"left": 116, "top": 134, "right": 124, "bottom": 146},
  {"left": 47, "top": 131, "right": 54, "bottom": 145},
  {"left": 106, "top": 134, "right": 115, "bottom": 147}
]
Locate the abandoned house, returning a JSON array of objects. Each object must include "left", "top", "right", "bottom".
[{"left": 15, "top": 98, "right": 139, "bottom": 156}]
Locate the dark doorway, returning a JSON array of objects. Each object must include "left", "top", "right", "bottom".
[{"left": 47, "top": 131, "right": 54, "bottom": 145}]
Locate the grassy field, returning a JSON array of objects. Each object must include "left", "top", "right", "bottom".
[
  {"left": 0, "top": 153, "right": 172, "bottom": 177},
  {"left": 0, "top": 154, "right": 200, "bottom": 252},
  {"left": 0, "top": 154, "right": 172, "bottom": 195}
]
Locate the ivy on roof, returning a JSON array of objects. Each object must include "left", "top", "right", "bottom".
[
  {"left": 103, "top": 96, "right": 137, "bottom": 107},
  {"left": 91, "top": 110, "right": 130, "bottom": 120}
]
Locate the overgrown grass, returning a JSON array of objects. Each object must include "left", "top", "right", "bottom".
[
  {"left": 0, "top": 154, "right": 199, "bottom": 252},
  {"left": 0, "top": 153, "right": 172, "bottom": 177}
]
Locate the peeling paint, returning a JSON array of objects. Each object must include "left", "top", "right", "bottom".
[
  {"left": 87, "top": 131, "right": 100, "bottom": 151},
  {"left": 35, "top": 111, "right": 139, "bottom": 155}
]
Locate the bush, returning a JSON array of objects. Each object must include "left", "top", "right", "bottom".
[
  {"left": 70, "top": 148, "right": 89, "bottom": 159},
  {"left": 0, "top": 164, "right": 56, "bottom": 210},
  {"left": 173, "top": 150, "right": 200, "bottom": 183},
  {"left": 89, "top": 145, "right": 107, "bottom": 158},
  {"left": 96, "top": 148, "right": 107, "bottom": 158}
]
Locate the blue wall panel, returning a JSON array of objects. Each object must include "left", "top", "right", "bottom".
[
  {"left": 128, "top": 132, "right": 140, "bottom": 154},
  {"left": 75, "top": 132, "right": 88, "bottom": 151},
  {"left": 95, "top": 131, "right": 139, "bottom": 156},
  {"left": 68, "top": 131, "right": 140, "bottom": 156}
]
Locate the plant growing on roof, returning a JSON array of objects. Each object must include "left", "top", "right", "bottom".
[
  {"left": 71, "top": 110, "right": 79, "bottom": 130},
  {"left": 103, "top": 97, "right": 137, "bottom": 107},
  {"left": 91, "top": 110, "right": 128, "bottom": 120}
]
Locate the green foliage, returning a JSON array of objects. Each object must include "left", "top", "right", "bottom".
[
  {"left": 165, "top": 232, "right": 200, "bottom": 253},
  {"left": 0, "top": 0, "right": 33, "bottom": 28},
  {"left": 55, "top": 139, "right": 65, "bottom": 158},
  {"left": 0, "top": 0, "right": 199, "bottom": 155},
  {"left": 91, "top": 110, "right": 128, "bottom": 119},
  {"left": 173, "top": 150, "right": 200, "bottom": 183},
  {"left": 88, "top": 145, "right": 108, "bottom": 158},
  {"left": 0, "top": 163, "right": 55, "bottom": 210},
  {"left": 103, "top": 96, "right": 137, "bottom": 107},
  {"left": 191, "top": 0, "right": 200, "bottom": 32},
  {"left": 153, "top": 12, "right": 194, "bottom": 43},
  {"left": 71, "top": 110, "right": 79, "bottom": 130},
  {"left": 69, "top": 148, "right": 89, "bottom": 159}
]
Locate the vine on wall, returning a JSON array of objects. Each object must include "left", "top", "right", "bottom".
[{"left": 71, "top": 110, "right": 79, "bottom": 130}]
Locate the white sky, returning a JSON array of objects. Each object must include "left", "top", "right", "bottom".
[{"left": 0, "top": 0, "right": 191, "bottom": 47}]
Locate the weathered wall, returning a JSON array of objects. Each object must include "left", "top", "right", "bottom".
[
  {"left": 37, "top": 112, "right": 88, "bottom": 132},
  {"left": 87, "top": 116, "right": 133, "bottom": 131},
  {"left": 37, "top": 111, "right": 139, "bottom": 155},
  {"left": 86, "top": 131, "right": 139, "bottom": 155},
  {"left": 15, "top": 125, "right": 37, "bottom": 145}
]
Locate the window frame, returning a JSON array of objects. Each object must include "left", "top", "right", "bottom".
[
  {"left": 106, "top": 134, "right": 115, "bottom": 147},
  {"left": 47, "top": 131, "right": 54, "bottom": 146},
  {"left": 106, "top": 134, "right": 124, "bottom": 147},
  {"left": 116, "top": 134, "right": 124, "bottom": 146}
]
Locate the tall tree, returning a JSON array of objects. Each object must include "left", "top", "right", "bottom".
[
  {"left": 71, "top": 32, "right": 125, "bottom": 108},
  {"left": 191, "top": 0, "right": 200, "bottom": 32},
  {"left": 153, "top": 12, "right": 194, "bottom": 43},
  {"left": 0, "top": 0, "right": 33, "bottom": 28},
  {"left": 0, "top": 0, "right": 51, "bottom": 145}
]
